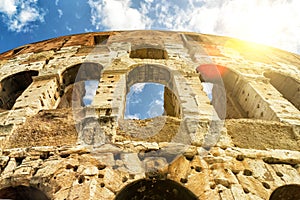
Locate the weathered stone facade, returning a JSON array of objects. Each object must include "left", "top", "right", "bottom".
[{"left": 0, "top": 30, "right": 300, "bottom": 199}]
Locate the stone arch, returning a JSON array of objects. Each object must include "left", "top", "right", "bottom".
[
  {"left": 0, "top": 70, "right": 38, "bottom": 111},
  {"left": 57, "top": 62, "right": 103, "bottom": 108},
  {"left": 126, "top": 64, "right": 180, "bottom": 118},
  {"left": 115, "top": 179, "right": 198, "bottom": 200},
  {"left": 269, "top": 184, "right": 300, "bottom": 200},
  {"left": 197, "top": 64, "right": 247, "bottom": 119},
  {"left": 0, "top": 185, "right": 49, "bottom": 200},
  {"left": 264, "top": 72, "right": 300, "bottom": 110}
]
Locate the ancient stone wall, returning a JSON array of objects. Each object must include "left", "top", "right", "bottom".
[{"left": 0, "top": 30, "right": 299, "bottom": 199}]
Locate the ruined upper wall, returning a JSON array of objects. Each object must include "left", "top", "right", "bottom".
[
  {"left": 0, "top": 30, "right": 300, "bottom": 200},
  {"left": 0, "top": 30, "right": 299, "bottom": 149}
]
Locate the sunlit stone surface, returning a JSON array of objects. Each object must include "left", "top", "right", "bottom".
[{"left": 0, "top": 30, "right": 299, "bottom": 199}]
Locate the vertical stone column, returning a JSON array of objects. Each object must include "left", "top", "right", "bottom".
[{"left": 92, "top": 73, "right": 126, "bottom": 118}]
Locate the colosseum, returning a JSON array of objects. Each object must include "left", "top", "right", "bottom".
[{"left": 0, "top": 30, "right": 299, "bottom": 199}]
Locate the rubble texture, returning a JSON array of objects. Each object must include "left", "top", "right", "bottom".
[{"left": 0, "top": 30, "right": 300, "bottom": 199}]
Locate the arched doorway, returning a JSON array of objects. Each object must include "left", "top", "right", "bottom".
[
  {"left": 115, "top": 179, "right": 198, "bottom": 200},
  {"left": 0, "top": 185, "right": 49, "bottom": 200},
  {"left": 269, "top": 184, "right": 300, "bottom": 200}
]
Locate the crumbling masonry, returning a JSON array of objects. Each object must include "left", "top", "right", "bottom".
[{"left": 0, "top": 30, "right": 299, "bottom": 199}]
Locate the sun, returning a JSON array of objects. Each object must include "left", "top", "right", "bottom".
[{"left": 222, "top": 1, "right": 291, "bottom": 49}]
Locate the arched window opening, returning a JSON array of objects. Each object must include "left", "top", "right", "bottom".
[
  {"left": 0, "top": 185, "right": 49, "bottom": 200},
  {"left": 264, "top": 72, "right": 300, "bottom": 110},
  {"left": 125, "top": 65, "right": 180, "bottom": 119},
  {"left": 269, "top": 184, "right": 300, "bottom": 200},
  {"left": 0, "top": 70, "right": 38, "bottom": 111},
  {"left": 125, "top": 82, "right": 164, "bottom": 119},
  {"left": 119, "top": 65, "right": 182, "bottom": 143},
  {"left": 58, "top": 62, "right": 102, "bottom": 108},
  {"left": 115, "top": 179, "right": 198, "bottom": 200},
  {"left": 197, "top": 64, "right": 248, "bottom": 119}
]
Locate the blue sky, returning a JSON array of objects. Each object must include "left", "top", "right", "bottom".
[
  {"left": 125, "top": 83, "right": 164, "bottom": 119},
  {"left": 1, "top": 0, "right": 300, "bottom": 54},
  {"left": 1, "top": 0, "right": 299, "bottom": 119}
]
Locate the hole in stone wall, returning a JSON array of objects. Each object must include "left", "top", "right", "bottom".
[
  {"left": 97, "top": 164, "right": 106, "bottom": 170},
  {"left": 98, "top": 174, "right": 104, "bottom": 178},
  {"left": 66, "top": 164, "right": 73, "bottom": 169},
  {"left": 0, "top": 70, "right": 38, "bottom": 110},
  {"left": 243, "top": 188, "right": 250, "bottom": 193},
  {"left": 264, "top": 72, "right": 300, "bottom": 110},
  {"left": 94, "top": 35, "right": 110, "bottom": 45},
  {"left": 60, "top": 153, "right": 70, "bottom": 158},
  {"left": 243, "top": 169, "right": 253, "bottom": 176},
  {"left": 0, "top": 185, "right": 49, "bottom": 200},
  {"left": 195, "top": 166, "right": 202, "bottom": 172},
  {"left": 197, "top": 64, "right": 250, "bottom": 119},
  {"left": 129, "top": 45, "right": 168, "bottom": 59},
  {"left": 12, "top": 46, "right": 26, "bottom": 55},
  {"left": 78, "top": 175, "right": 85, "bottom": 184},
  {"left": 115, "top": 179, "right": 198, "bottom": 200},
  {"left": 275, "top": 171, "right": 283, "bottom": 177},
  {"left": 15, "top": 157, "right": 25, "bottom": 166},
  {"left": 262, "top": 182, "right": 271, "bottom": 189},
  {"left": 236, "top": 155, "right": 244, "bottom": 161},
  {"left": 125, "top": 65, "right": 181, "bottom": 119},
  {"left": 122, "top": 176, "right": 128, "bottom": 182},
  {"left": 180, "top": 178, "right": 188, "bottom": 184},
  {"left": 269, "top": 184, "right": 300, "bottom": 200},
  {"left": 119, "top": 64, "right": 183, "bottom": 143},
  {"left": 58, "top": 62, "right": 102, "bottom": 108}
]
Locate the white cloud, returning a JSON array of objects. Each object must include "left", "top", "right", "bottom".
[
  {"left": 55, "top": 0, "right": 60, "bottom": 6},
  {"left": 58, "top": 9, "right": 63, "bottom": 18},
  {"left": 88, "top": 0, "right": 152, "bottom": 30},
  {"left": 147, "top": 98, "right": 164, "bottom": 118},
  {"left": 125, "top": 113, "right": 141, "bottom": 119},
  {"left": 87, "top": 0, "right": 300, "bottom": 54},
  {"left": 83, "top": 80, "right": 99, "bottom": 105},
  {"left": 126, "top": 89, "right": 142, "bottom": 104},
  {"left": 66, "top": 25, "right": 72, "bottom": 32},
  {"left": 0, "top": 0, "right": 45, "bottom": 32},
  {"left": 0, "top": 0, "right": 17, "bottom": 16},
  {"left": 84, "top": 28, "right": 93, "bottom": 32},
  {"left": 75, "top": 13, "right": 81, "bottom": 19},
  {"left": 154, "top": 0, "right": 300, "bottom": 54},
  {"left": 202, "top": 82, "right": 213, "bottom": 101},
  {"left": 131, "top": 83, "right": 146, "bottom": 93},
  {"left": 158, "top": 90, "right": 164, "bottom": 99}
]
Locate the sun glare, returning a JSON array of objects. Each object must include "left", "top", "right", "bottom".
[{"left": 221, "top": 1, "right": 296, "bottom": 50}]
